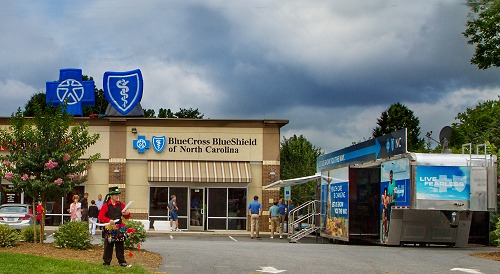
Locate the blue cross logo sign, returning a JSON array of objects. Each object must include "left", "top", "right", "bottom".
[
  {"left": 46, "top": 68, "right": 95, "bottom": 116},
  {"left": 133, "top": 135, "right": 150, "bottom": 153}
]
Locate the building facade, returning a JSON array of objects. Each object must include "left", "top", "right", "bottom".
[{"left": 0, "top": 117, "right": 287, "bottom": 231}]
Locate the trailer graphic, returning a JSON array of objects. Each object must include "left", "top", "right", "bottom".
[{"left": 268, "top": 129, "right": 497, "bottom": 246}]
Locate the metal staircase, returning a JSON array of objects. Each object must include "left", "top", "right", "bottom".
[{"left": 288, "top": 200, "right": 319, "bottom": 243}]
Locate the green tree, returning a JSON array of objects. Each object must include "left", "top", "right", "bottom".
[
  {"left": 166, "top": 109, "right": 175, "bottom": 118},
  {"left": 463, "top": 0, "right": 500, "bottom": 69},
  {"left": 81, "top": 75, "right": 108, "bottom": 116},
  {"left": 0, "top": 103, "right": 100, "bottom": 243},
  {"left": 450, "top": 98, "right": 500, "bottom": 149},
  {"left": 280, "top": 135, "right": 322, "bottom": 204},
  {"left": 158, "top": 108, "right": 168, "bottom": 118},
  {"left": 83, "top": 89, "right": 108, "bottom": 116},
  {"left": 174, "top": 108, "right": 204, "bottom": 119},
  {"left": 373, "top": 102, "right": 425, "bottom": 152},
  {"left": 143, "top": 109, "right": 156, "bottom": 118},
  {"left": 24, "top": 92, "right": 48, "bottom": 117},
  {"left": 450, "top": 98, "right": 500, "bottom": 228},
  {"left": 144, "top": 107, "right": 205, "bottom": 119}
]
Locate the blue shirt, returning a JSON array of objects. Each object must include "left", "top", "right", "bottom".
[
  {"left": 248, "top": 200, "right": 262, "bottom": 214},
  {"left": 278, "top": 203, "right": 286, "bottom": 215},
  {"left": 288, "top": 204, "right": 294, "bottom": 213},
  {"left": 269, "top": 205, "right": 280, "bottom": 217}
]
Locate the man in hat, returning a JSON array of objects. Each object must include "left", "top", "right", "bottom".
[{"left": 98, "top": 187, "right": 131, "bottom": 267}]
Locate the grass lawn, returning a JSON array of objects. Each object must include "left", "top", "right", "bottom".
[{"left": 0, "top": 252, "right": 151, "bottom": 274}]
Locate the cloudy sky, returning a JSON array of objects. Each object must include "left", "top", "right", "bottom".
[{"left": 1, "top": 0, "right": 499, "bottom": 152}]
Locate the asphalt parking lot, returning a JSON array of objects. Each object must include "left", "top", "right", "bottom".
[{"left": 44, "top": 228, "right": 500, "bottom": 274}]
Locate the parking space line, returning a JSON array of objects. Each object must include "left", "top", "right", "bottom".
[{"left": 229, "top": 236, "right": 238, "bottom": 242}]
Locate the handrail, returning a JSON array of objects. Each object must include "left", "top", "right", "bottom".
[{"left": 288, "top": 200, "right": 319, "bottom": 242}]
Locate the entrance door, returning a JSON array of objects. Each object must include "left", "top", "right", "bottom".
[{"left": 190, "top": 188, "right": 205, "bottom": 230}]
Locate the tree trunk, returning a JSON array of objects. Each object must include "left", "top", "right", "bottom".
[
  {"left": 40, "top": 198, "right": 46, "bottom": 244},
  {"left": 32, "top": 200, "right": 36, "bottom": 243}
]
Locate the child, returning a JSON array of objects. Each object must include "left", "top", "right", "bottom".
[{"left": 88, "top": 200, "right": 99, "bottom": 235}]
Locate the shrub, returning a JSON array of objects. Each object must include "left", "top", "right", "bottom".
[
  {"left": 0, "top": 224, "right": 19, "bottom": 247},
  {"left": 124, "top": 219, "right": 147, "bottom": 249},
  {"left": 21, "top": 225, "right": 46, "bottom": 243},
  {"left": 492, "top": 216, "right": 500, "bottom": 247},
  {"left": 53, "top": 221, "right": 92, "bottom": 250}
]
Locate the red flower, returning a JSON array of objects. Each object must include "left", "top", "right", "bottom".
[{"left": 127, "top": 228, "right": 136, "bottom": 234}]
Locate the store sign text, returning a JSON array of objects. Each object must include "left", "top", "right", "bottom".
[{"left": 133, "top": 136, "right": 257, "bottom": 154}]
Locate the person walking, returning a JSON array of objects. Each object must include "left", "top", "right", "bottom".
[
  {"left": 269, "top": 201, "right": 281, "bottom": 239},
  {"left": 278, "top": 198, "right": 286, "bottom": 238},
  {"left": 98, "top": 187, "right": 131, "bottom": 267},
  {"left": 80, "top": 193, "right": 89, "bottom": 222},
  {"left": 88, "top": 200, "right": 99, "bottom": 235},
  {"left": 68, "top": 194, "right": 82, "bottom": 222},
  {"left": 248, "top": 195, "right": 262, "bottom": 239},
  {"left": 168, "top": 195, "right": 180, "bottom": 231}
]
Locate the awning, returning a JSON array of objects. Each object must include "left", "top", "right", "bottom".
[
  {"left": 263, "top": 173, "right": 341, "bottom": 189},
  {"left": 148, "top": 160, "right": 251, "bottom": 183}
]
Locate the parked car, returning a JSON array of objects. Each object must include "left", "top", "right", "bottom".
[{"left": 0, "top": 203, "right": 33, "bottom": 230}]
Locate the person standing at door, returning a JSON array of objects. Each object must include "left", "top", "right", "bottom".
[
  {"left": 269, "top": 201, "right": 281, "bottom": 239},
  {"left": 168, "top": 195, "right": 181, "bottom": 231},
  {"left": 248, "top": 195, "right": 262, "bottom": 239}
]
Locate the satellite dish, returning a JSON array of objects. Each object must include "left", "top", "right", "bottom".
[{"left": 439, "top": 126, "right": 452, "bottom": 153}]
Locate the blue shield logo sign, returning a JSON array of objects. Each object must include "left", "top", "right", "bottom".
[
  {"left": 103, "top": 69, "right": 143, "bottom": 115},
  {"left": 152, "top": 136, "right": 166, "bottom": 153}
]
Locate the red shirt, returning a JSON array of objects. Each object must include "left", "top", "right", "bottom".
[
  {"left": 36, "top": 204, "right": 43, "bottom": 221},
  {"left": 98, "top": 199, "right": 130, "bottom": 223}
]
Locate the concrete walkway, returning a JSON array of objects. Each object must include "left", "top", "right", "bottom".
[{"left": 42, "top": 225, "right": 271, "bottom": 244}]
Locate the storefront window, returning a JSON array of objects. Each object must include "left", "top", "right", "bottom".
[
  {"left": 150, "top": 186, "right": 246, "bottom": 230},
  {"left": 208, "top": 188, "right": 227, "bottom": 217},
  {"left": 149, "top": 186, "right": 188, "bottom": 229},
  {"left": 228, "top": 188, "right": 246, "bottom": 230},
  {"left": 206, "top": 188, "right": 246, "bottom": 230}
]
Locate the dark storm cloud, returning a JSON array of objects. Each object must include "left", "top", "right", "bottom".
[{"left": 0, "top": 0, "right": 499, "bottom": 151}]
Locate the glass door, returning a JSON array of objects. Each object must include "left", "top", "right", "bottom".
[{"left": 189, "top": 188, "right": 204, "bottom": 230}]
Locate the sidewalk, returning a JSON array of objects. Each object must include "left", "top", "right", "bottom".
[
  {"left": 43, "top": 226, "right": 278, "bottom": 245},
  {"left": 43, "top": 225, "right": 266, "bottom": 237}
]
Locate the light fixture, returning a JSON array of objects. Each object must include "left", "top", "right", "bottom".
[
  {"left": 131, "top": 128, "right": 137, "bottom": 134},
  {"left": 269, "top": 171, "right": 276, "bottom": 180},
  {"left": 114, "top": 169, "right": 120, "bottom": 174}
]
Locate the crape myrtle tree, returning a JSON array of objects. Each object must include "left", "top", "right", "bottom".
[
  {"left": 0, "top": 103, "right": 100, "bottom": 243},
  {"left": 280, "top": 135, "right": 322, "bottom": 204},
  {"left": 373, "top": 102, "right": 425, "bottom": 152}
]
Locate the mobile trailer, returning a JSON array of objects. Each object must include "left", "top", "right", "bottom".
[{"left": 316, "top": 130, "right": 497, "bottom": 247}]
